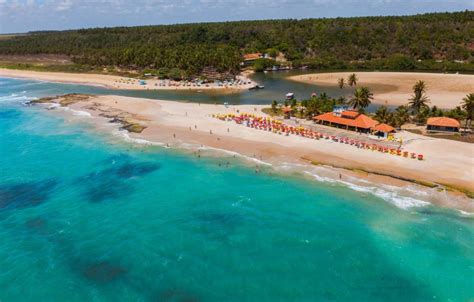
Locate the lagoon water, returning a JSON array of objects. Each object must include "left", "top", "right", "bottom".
[
  {"left": 1, "top": 77, "right": 473, "bottom": 301},
  {"left": 0, "top": 70, "right": 352, "bottom": 105}
]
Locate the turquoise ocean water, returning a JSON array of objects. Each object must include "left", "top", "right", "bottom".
[{"left": 0, "top": 77, "right": 473, "bottom": 301}]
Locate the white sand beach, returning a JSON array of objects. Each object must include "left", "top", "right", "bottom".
[
  {"left": 290, "top": 72, "right": 474, "bottom": 109},
  {"left": 0, "top": 68, "right": 255, "bottom": 92},
  {"left": 33, "top": 94, "right": 474, "bottom": 212}
]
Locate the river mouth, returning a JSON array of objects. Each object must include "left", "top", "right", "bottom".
[{"left": 1, "top": 76, "right": 474, "bottom": 302}]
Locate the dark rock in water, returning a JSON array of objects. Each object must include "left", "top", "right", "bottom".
[
  {"left": 25, "top": 217, "right": 47, "bottom": 230},
  {"left": 0, "top": 179, "right": 58, "bottom": 210},
  {"left": 29, "top": 94, "right": 92, "bottom": 106},
  {"left": 81, "top": 260, "right": 126, "bottom": 283},
  {"left": 192, "top": 212, "right": 244, "bottom": 241},
  {"left": 109, "top": 117, "right": 122, "bottom": 124},
  {"left": 115, "top": 162, "right": 160, "bottom": 179},
  {"left": 85, "top": 181, "right": 131, "bottom": 203},
  {"left": 82, "top": 161, "right": 159, "bottom": 181},
  {"left": 121, "top": 122, "right": 147, "bottom": 133},
  {"left": 25, "top": 217, "right": 52, "bottom": 237},
  {"left": 158, "top": 289, "right": 200, "bottom": 302},
  {"left": 77, "top": 160, "right": 159, "bottom": 202},
  {"left": 196, "top": 212, "right": 242, "bottom": 227}
]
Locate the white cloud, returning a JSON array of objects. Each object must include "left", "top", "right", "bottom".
[
  {"left": 0, "top": 0, "right": 472, "bottom": 33},
  {"left": 55, "top": 0, "right": 73, "bottom": 11}
]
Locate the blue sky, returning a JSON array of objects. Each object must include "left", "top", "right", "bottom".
[{"left": 0, "top": 0, "right": 472, "bottom": 34}]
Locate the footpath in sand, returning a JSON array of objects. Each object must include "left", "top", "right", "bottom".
[
  {"left": 30, "top": 94, "right": 474, "bottom": 213},
  {"left": 290, "top": 72, "right": 474, "bottom": 109}
]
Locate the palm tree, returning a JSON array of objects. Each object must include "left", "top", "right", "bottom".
[
  {"left": 374, "top": 105, "right": 392, "bottom": 124},
  {"left": 349, "top": 86, "right": 373, "bottom": 110},
  {"left": 393, "top": 105, "right": 410, "bottom": 127},
  {"left": 347, "top": 73, "right": 358, "bottom": 86},
  {"left": 271, "top": 100, "right": 278, "bottom": 113},
  {"left": 338, "top": 78, "right": 345, "bottom": 89},
  {"left": 408, "top": 80, "right": 430, "bottom": 115},
  {"left": 305, "top": 98, "right": 320, "bottom": 119},
  {"left": 460, "top": 93, "right": 474, "bottom": 130},
  {"left": 319, "top": 92, "right": 329, "bottom": 102}
]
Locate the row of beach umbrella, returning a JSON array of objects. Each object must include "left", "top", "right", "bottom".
[{"left": 212, "top": 113, "right": 424, "bottom": 160}]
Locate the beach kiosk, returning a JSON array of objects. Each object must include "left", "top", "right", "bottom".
[
  {"left": 426, "top": 117, "right": 460, "bottom": 132},
  {"left": 371, "top": 123, "right": 395, "bottom": 138}
]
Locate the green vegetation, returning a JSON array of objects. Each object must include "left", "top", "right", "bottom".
[
  {"left": 0, "top": 35, "right": 18, "bottom": 41},
  {"left": 348, "top": 87, "right": 373, "bottom": 110},
  {"left": 0, "top": 62, "right": 98, "bottom": 73},
  {"left": 267, "top": 75, "right": 473, "bottom": 131},
  {"left": 0, "top": 11, "right": 473, "bottom": 78},
  {"left": 252, "top": 58, "right": 277, "bottom": 72},
  {"left": 408, "top": 80, "right": 431, "bottom": 122},
  {"left": 373, "top": 105, "right": 410, "bottom": 128},
  {"left": 337, "top": 78, "right": 345, "bottom": 89},
  {"left": 461, "top": 93, "right": 474, "bottom": 129},
  {"left": 347, "top": 74, "right": 358, "bottom": 86}
]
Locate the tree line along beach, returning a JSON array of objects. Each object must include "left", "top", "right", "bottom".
[{"left": 1, "top": 8, "right": 474, "bottom": 302}]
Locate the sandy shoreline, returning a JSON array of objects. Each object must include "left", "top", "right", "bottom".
[
  {"left": 30, "top": 94, "right": 474, "bottom": 213},
  {"left": 0, "top": 68, "right": 256, "bottom": 92},
  {"left": 289, "top": 72, "right": 474, "bottom": 109}
]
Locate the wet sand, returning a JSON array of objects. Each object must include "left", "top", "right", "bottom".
[
  {"left": 30, "top": 94, "right": 474, "bottom": 213},
  {"left": 290, "top": 72, "right": 474, "bottom": 109}
]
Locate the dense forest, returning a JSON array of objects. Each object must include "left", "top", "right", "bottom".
[{"left": 0, "top": 11, "right": 473, "bottom": 78}]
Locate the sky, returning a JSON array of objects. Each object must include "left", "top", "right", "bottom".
[{"left": 0, "top": 0, "right": 472, "bottom": 34}]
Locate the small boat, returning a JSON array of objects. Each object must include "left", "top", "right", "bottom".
[
  {"left": 249, "top": 85, "right": 265, "bottom": 90},
  {"left": 286, "top": 92, "right": 295, "bottom": 99}
]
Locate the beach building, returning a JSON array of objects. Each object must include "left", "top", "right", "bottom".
[
  {"left": 426, "top": 117, "right": 460, "bottom": 132},
  {"left": 242, "top": 53, "right": 263, "bottom": 65},
  {"left": 372, "top": 123, "right": 396, "bottom": 138},
  {"left": 313, "top": 109, "right": 378, "bottom": 133}
]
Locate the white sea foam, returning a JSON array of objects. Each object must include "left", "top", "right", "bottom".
[
  {"left": 343, "top": 182, "right": 430, "bottom": 209},
  {"left": 300, "top": 166, "right": 430, "bottom": 210},
  {"left": 52, "top": 106, "right": 92, "bottom": 117},
  {"left": 197, "top": 145, "right": 272, "bottom": 166},
  {"left": 47, "top": 103, "right": 61, "bottom": 109},
  {"left": 458, "top": 210, "right": 474, "bottom": 217},
  {"left": 69, "top": 109, "right": 92, "bottom": 117},
  {"left": 113, "top": 130, "right": 165, "bottom": 146},
  {"left": 23, "top": 98, "right": 455, "bottom": 212},
  {"left": 0, "top": 93, "right": 36, "bottom": 103}
]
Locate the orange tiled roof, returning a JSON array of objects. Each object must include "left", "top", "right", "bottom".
[
  {"left": 282, "top": 106, "right": 293, "bottom": 113},
  {"left": 341, "top": 111, "right": 359, "bottom": 118},
  {"left": 243, "top": 53, "right": 262, "bottom": 61},
  {"left": 372, "top": 123, "right": 395, "bottom": 133},
  {"left": 427, "top": 117, "right": 460, "bottom": 128},
  {"left": 313, "top": 112, "right": 378, "bottom": 129}
]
